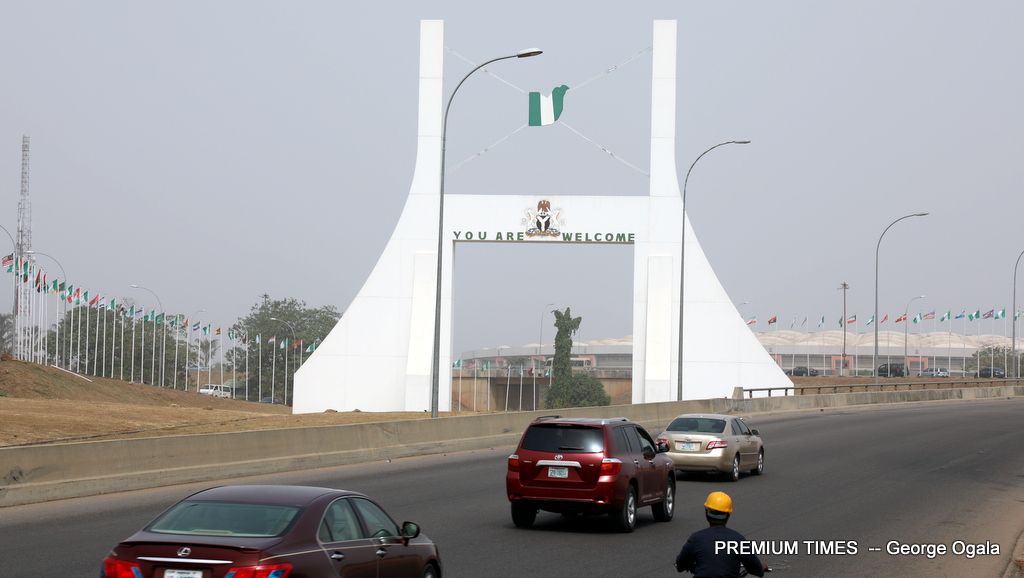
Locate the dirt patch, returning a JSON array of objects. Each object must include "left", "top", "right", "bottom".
[{"left": 0, "top": 360, "right": 445, "bottom": 447}]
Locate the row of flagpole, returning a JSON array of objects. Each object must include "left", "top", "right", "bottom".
[
  {"left": 4, "top": 253, "right": 320, "bottom": 402},
  {"left": 747, "top": 307, "right": 1022, "bottom": 332}
]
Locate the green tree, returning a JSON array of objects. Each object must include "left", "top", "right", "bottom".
[
  {"left": 969, "top": 345, "right": 1019, "bottom": 375},
  {"left": 226, "top": 294, "right": 341, "bottom": 404},
  {"left": 544, "top": 307, "right": 610, "bottom": 409}
]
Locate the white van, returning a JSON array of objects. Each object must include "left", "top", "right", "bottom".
[{"left": 199, "top": 384, "right": 232, "bottom": 398}]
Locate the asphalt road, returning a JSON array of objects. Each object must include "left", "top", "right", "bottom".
[{"left": 1, "top": 398, "right": 1022, "bottom": 578}]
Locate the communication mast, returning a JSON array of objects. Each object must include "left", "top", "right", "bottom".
[{"left": 15, "top": 136, "right": 33, "bottom": 360}]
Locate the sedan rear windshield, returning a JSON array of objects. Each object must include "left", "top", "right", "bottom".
[
  {"left": 521, "top": 424, "right": 605, "bottom": 453},
  {"left": 666, "top": 417, "right": 726, "bottom": 434},
  {"left": 148, "top": 501, "right": 301, "bottom": 538}
]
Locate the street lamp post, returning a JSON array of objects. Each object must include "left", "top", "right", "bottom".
[
  {"left": 904, "top": 294, "right": 926, "bottom": 373},
  {"left": 873, "top": 212, "right": 928, "bottom": 383},
  {"left": 25, "top": 250, "right": 67, "bottom": 368},
  {"left": 130, "top": 284, "right": 164, "bottom": 386},
  {"left": 1013, "top": 248, "right": 1024, "bottom": 378},
  {"left": 535, "top": 302, "right": 555, "bottom": 411},
  {"left": 430, "top": 48, "right": 543, "bottom": 418},
  {"left": 270, "top": 317, "right": 297, "bottom": 405},
  {"left": 677, "top": 140, "right": 750, "bottom": 401}
]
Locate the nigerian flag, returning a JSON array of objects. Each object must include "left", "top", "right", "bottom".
[
  {"left": 528, "top": 85, "right": 569, "bottom": 126},
  {"left": 939, "top": 310, "right": 951, "bottom": 322}
]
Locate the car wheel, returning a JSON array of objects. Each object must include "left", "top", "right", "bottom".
[
  {"left": 728, "top": 454, "right": 741, "bottom": 482},
  {"left": 751, "top": 449, "right": 764, "bottom": 476},
  {"left": 652, "top": 476, "right": 675, "bottom": 522},
  {"left": 611, "top": 485, "right": 638, "bottom": 533},
  {"left": 511, "top": 502, "right": 537, "bottom": 528},
  {"left": 422, "top": 563, "right": 439, "bottom": 578}
]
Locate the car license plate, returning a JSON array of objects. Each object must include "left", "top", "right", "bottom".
[
  {"left": 676, "top": 441, "right": 700, "bottom": 452},
  {"left": 164, "top": 570, "right": 203, "bottom": 578},
  {"left": 547, "top": 466, "right": 568, "bottom": 478}
]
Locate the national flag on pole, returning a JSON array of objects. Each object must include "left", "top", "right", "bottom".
[
  {"left": 202, "top": 324, "right": 211, "bottom": 335},
  {"left": 994, "top": 308, "right": 1006, "bottom": 319},
  {"left": 98, "top": 300, "right": 107, "bottom": 310},
  {"left": 452, "top": 358, "right": 462, "bottom": 368},
  {"left": 955, "top": 310, "right": 966, "bottom": 320},
  {"left": 801, "top": 317, "right": 807, "bottom": 327},
  {"left": 215, "top": 327, "right": 221, "bottom": 336},
  {"left": 866, "top": 315, "right": 874, "bottom": 326},
  {"left": 982, "top": 309, "right": 994, "bottom": 319},
  {"left": 255, "top": 334, "right": 262, "bottom": 344},
  {"left": 746, "top": 317, "right": 757, "bottom": 326},
  {"left": 155, "top": 312, "right": 165, "bottom": 324},
  {"left": 267, "top": 336, "right": 276, "bottom": 344},
  {"left": 228, "top": 329, "right": 235, "bottom": 340},
  {"left": 528, "top": 84, "right": 569, "bottom": 126},
  {"left": 881, "top": 313, "right": 889, "bottom": 324},
  {"left": 923, "top": 311, "right": 935, "bottom": 320},
  {"left": 768, "top": 315, "right": 777, "bottom": 325},
  {"left": 939, "top": 311, "right": 951, "bottom": 322},
  {"left": 306, "top": 342, "right": 317, "bottom": 353},
  {"left": 88, "top": 294, "right": 99, "bottom": 306},
  {"left": 1, "top": 254, "right": 11, "bottom": 268},
  {"left": 192, "top": 322, "right": 200, "bottom": 331},
  {"left": 817, "top": 316, "right": 825, "bottom": 328},
  {"left": 912, "top": 314, "right": 921, "bottom": 324},
  {"left": 279, "top": 338, "right": 288, "bottom": 350},
  {"left": 846, "top": 315, "right": 857, "bottom": 325},
  {"left": 895, "top": 313, "right": 908, "bottom": 323}
]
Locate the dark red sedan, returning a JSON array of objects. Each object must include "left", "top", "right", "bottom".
[{"left": 100, "top": 485, "right": 441, "bottom": 578}]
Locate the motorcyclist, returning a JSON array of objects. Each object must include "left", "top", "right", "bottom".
[{"left": 675, "top": 491, "right": 766, "bottom": 577}]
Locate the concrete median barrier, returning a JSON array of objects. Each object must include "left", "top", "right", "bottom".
[{"left": 1, "top": 385, "right": 1020, "bottom": 507}]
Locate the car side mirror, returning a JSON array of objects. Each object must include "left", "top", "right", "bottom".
[
  {"left": 656, "top": 441, "right": 669, "bottom": 453},
  {"left": 401, "top": 521, "right": 420, "bottom": 541},
  {"left": 750, "top": 429, "right": 760, "bottom": 436}
]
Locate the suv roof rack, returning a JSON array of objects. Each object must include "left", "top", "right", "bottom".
[{"left": 533, "top": 415, "right": 561, "bottom": 421}]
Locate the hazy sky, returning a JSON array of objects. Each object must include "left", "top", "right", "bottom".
[{"left": 2, "top": 1, "right": 1022, "bottom": 356}]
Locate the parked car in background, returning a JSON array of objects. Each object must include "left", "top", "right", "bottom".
[
  {"left": 976, "top": 367, "right": 1006, "bottom": 378},
  {"left": 656, "top": 414, "right": 764, "bottom": 482},
  {"left": 877, "top": 363, "right": 906, "bottom": 377},
  {"left": 506, "top": 416, "right": 675, "bottom": 532},
  {"left": 198, "top": 384, "right": 232, "bottom": 398},
  {"left": 919, "top": 367, "right": 950, "bottom": 378},
  {"left": 101, "top": 485, "right": 442, "bottom": 578},
  {"left": 789, "top": 366, "right": 819, "bottom": 377}
]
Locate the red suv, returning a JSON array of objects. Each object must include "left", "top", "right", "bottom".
[{"left": 506, "top": 416, "right": 676, "bottom": 532}]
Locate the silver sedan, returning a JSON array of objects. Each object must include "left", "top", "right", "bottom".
[{"left": 655, "top": 413, "right": 764, "bottom": 481}]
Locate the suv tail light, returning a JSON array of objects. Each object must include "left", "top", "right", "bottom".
[
  {"left": 225, "top": 563, "right": 293, "bottom": 578},
  {"left": 102, "top": 557, "right": 142, "bottom": 578},
  {"left": 508, "top": 454, "right": 520, "bottom": 472},
  {"left": 706, "top": 440, "right": 728, "bottom": 450},
  {"left": 599, "top": 458, "right": 622, "bottom": 476}
]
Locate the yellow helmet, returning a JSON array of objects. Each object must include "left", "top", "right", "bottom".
[{"left": 704, "top": 491, "right": 733, "bottom": 514}]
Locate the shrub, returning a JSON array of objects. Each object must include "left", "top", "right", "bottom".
[{"left": 544, "top": 373, "right": 610, "bottom": 409}]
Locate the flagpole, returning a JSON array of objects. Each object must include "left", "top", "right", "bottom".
[
  {"left": 84, "top": 296, "right": 91, "bottom": 374},
  {"left": 271, "top": 337, "right": 276, "bottom": 403},
  {"left": 231, "top": 333, "right": 236, "bottom": 397},
  {"left": 244, "top": 333, "right": 249, "bottom": 402},
  {"left": 101, "top": 303, "right": 107, "bottom": 377},
  {"left": 220, "top": 330, "right": 224, "bottom": 389},
  {"left": 140, "top": 309, "right": 146, "bottom": 383},
  {"left": 119, "top": 306, "right": 125, "bottom": 380},
  {"left": 258, "top": 335, "right": 263, "bottom": 402},
  {"left": 130, "top": 310, "right": 137, "bottom": 383},
  {"left": 184, "top": 321, "right": 191, "bottom": 390},
  {"left": 92, "top": 302, "right": 101, "bottom": 376},
  {"left": 150, "top": 314, "right": 157, "bottom": 385},
  {"left": 173, "top": 318, "right": 180, "bottom": 389},
  {"left": 283, "top": 338, "right": 288, "bottom": 405}
]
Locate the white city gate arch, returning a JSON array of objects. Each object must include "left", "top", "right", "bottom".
[{"left": 293, "top": 19, "right": 791, "bottom": 414}]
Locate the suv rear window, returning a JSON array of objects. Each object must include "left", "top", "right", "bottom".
[
  {"left": 666, "top": 417, "right": 726, "bottom": 434},
  {"left": 521, "top": 424, "right": 605, "bottom": 453}
]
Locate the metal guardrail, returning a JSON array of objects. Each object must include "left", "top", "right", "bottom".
[{"left": 743, "top": 378, "right": 1024, "bottom": 398}]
